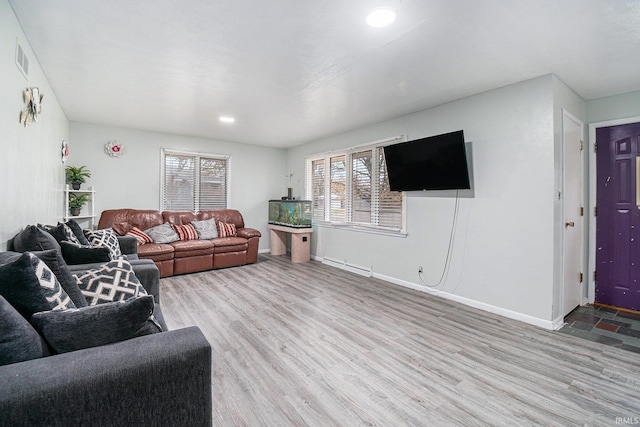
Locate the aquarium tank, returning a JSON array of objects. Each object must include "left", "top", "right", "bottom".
[{"left": 269, "top": 200, "right": 312, "bottom": 228}]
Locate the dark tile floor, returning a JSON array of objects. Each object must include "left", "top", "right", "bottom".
[{"left": 559, "top": 305, "right": 640, "bottom": 353}]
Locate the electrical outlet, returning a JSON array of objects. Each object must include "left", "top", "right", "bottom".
[{"left": 418, "top": 266, "right": 423, "bottom": 273}]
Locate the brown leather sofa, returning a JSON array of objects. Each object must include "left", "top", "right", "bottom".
[{"left": 98, "top": 209, "right": 261, "bottom": 278}]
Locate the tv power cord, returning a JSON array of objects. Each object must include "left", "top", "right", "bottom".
[{"left": 418, "top": 190, "right": 460, "bottom": 288}]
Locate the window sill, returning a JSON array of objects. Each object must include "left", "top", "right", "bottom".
[{"left": 313, "top": 221, "right": 407, "bottom": 238}]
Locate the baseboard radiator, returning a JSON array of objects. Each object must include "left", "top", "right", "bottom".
[{"left": 322, "top": 257, "right": 372, "bottom": 277}]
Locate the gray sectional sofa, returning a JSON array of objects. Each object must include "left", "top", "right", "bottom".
[{"left": 0, "top": 223, "right": 212, "bottom": 426}]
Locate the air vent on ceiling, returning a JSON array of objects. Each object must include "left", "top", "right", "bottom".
[{"left": 15, "top": 39, "right": 29, "bottom": 79}]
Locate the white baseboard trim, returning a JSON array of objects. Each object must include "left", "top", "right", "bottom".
[
  {"left": 258, "top": 248, "right": 272, "bottom": 254},
  {"left": 372, "top": 272, "right": 558, "bottom": 331},
  {"left": 323, "top": 257, "right": 372, "bottom": 277},
  {"left": 304, "top": 254, "right": 558, "bottom": 330},
  {"left": 550, "top": 315, "right": 566, "bottom": 331}
]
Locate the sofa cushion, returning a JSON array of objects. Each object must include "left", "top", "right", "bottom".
[
  {"left": 31, "top": 249, "right": 88, "bottom": 307},
  {"left": 12, "top": 225, "right": 61, "bottom": 253},
  {"left": 137, "top": 243, "right": 175, "bottom": 261},
  {"left": 0, "top": 252, "right": 75, "bottom": 320},
  {"left": 197, "top": 209, "right": 245, "bottom": 228},
  {"left": 211, "top": 237, "right": 248, "bottom": 254},
  {"left": 217, "top": 221, "right": 237, "bottom": 238},
  {"left": 191, "top": 218, "right": 218, "bottom": 239},
  {"left": 145, "top": 223, "right": 179, "bottom": 244},
  {"left": 98, "top": 208, "right": 164, "bottom": 231},
  {"left": 0, "top": 295, "right": 49, "bottom": 366},
  {"left": 31, "top": 295, "right": 162, "bottom": 354},
  {"left": 84, "top": 228, "right": 122, "bottom": 260},
  {"left": 172, "top": 223, "right": 198, "bottom": 241},
  {"left": 75, "top": 258, "right": 148, "bottom": 305},
  {"left": 170, "top": 240, "right": 215, "bottom": 258},
  {"left": 126, "top": 227, "right": 153, "bottom": 245},
  {"left": 163, "top": 210, "right": 198, "bottom": 226},
  {"left": 60, "top": 241, "right": 111, "bottom": 265}
]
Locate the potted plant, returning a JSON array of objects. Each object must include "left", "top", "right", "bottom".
[
  {"left": 65, "top": 165, "right": 91, "bottom": 190},
  {"left": 68, "top": 193, "right": 90, "bottom": 216}
]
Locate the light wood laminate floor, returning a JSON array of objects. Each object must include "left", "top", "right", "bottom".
[{"left": 160, "top": 255, "right": 640, "bottom": 426}]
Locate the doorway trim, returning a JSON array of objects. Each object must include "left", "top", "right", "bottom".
[
  {"left": 561, "top": 109, "right": 585, "bottom": 318},
  {"left": 588, "top": 115, "right": 640, "bottom": 303}
]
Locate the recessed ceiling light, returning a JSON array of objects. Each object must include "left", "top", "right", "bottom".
[
  {"left": 366, "top": 7, "right": 397, "bottom": 28},
  {"left": 219, "top": 116, "right": 235, "bottom": 123}
]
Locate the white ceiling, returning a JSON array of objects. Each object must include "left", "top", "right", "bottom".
[{"left": 10, "top": 0, "right": 640, "bottom": 148}]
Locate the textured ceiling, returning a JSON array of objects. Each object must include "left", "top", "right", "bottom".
[{"left": 10, "top": 0, "right": 640, "bottom": 148}]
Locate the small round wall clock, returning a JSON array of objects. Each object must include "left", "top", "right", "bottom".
[{"left": 105, "top": 140, "right": 125, "bottom": 157}]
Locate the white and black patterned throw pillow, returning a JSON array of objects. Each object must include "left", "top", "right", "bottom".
[
  {"left": 83, "top": 228, "right": 122, "bottom": 260},
  {"left": 75, "top": 258, "right": 147, "bottom": 305},
  {"left": 0, "top": 252, "right": 75, "bottom": 320},
  {"left": 30, "top": 253, "right": 75, "bottom": 311},
  {"left": 59, "top": 222, "right": 81, "bottom": 245}
]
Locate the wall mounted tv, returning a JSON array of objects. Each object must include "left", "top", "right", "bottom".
[{"left": 383, "top": 130, "right": 470, "bottom": 191}]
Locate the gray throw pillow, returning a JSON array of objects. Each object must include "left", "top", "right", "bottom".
[
  {"left": 144, "top": 222, "right": 179, "bottom": 243},
  {"left": 191, "top": 218, "right": 218, "bottom": 239},
  {"left": 75, "top": 258, "right": 148, "bottom": 305},
  {"left": 0, "top": 295, "right": 49, "bottom": 365},
  {"left": 31, "top": 295, "right": 162, "bottom": 354},
  {"left": 12, "top": 225, "right": 61, "bottom": 253},
  {"left": 60, "top": 241, "right": 111, "bottom": 265},
  {"left": 0, "top": 252, "right": 76, "bottom": 321}
]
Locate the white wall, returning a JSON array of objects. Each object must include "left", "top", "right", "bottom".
[
  {"left": 586, "top": 90, "right": 640, "bottom": 124},
  {"left": 0, "top": 0, "right": 69, "bottom": 249},
  {"left": 68, "top": 122, "right": 286, "bottom": 251},
  {"left": 287, "top": 75, "right": 564, "bottom": 327}
]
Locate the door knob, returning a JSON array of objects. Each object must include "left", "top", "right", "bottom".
[{"left": 565, "top": 221, "right": 575, "bottom": 227}]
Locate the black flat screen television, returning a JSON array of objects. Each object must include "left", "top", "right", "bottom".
[{"left": 383, "top": 130, "right": 470, "bottom": 191}]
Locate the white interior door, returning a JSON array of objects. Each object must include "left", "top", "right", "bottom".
[{"left": 562, "top": 110, "right": 584, "bottom": 317}]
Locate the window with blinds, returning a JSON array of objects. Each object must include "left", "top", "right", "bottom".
[
  {"left": 305, "top": 137, "right": 404, "bottom": 232},
  {"left": 161, "top": 149, "right": 228, "bottom": 212}
]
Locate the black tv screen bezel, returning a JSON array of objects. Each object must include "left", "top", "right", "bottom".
[{"left": 383, "top": 130, "right": 470, "bottom": 192}]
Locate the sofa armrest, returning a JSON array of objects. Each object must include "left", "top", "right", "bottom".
[
  {"left": 237, "top": 227, "right": 261, "bottom": 239},
  {"left": 0, "top": 326, "right": 212, "bottom": 427},
  {"left": 117, "top": 235, "right": 138, "bottom": 257}
]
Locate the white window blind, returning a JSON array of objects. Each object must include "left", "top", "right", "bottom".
[
  {"left": 352, "top": 150, "right": 372, "bottom": 224},
  {"left": 162, "top": 150, "right": 228, "bottom": 212},
  {"left": 305, "top": 137, "right": 404, "bottom": 232},
  {"left": 330, "top": 155, "right": 347, "bottom": 223},
  {"left": 308, "top": 158, "right": 326, "bottom": 221}
]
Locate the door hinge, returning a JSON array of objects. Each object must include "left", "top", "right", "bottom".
[
  {"left": 594, "top": 141, "right": 598, "bottom": 152},
  {"left": 580, "top": 140, "right": 584, "bottom": 151},
  {"left": 594, "top": 206, "right": 598, "bottom": 216},
  {"left": 579, "top": 272, "right": 583, "bottom": 283},
  {"left": 594, "top": 270, "right": 597, "bottom": 282},
  {"left": 580, "top": 206, "right": 584, "bottom": 216}
]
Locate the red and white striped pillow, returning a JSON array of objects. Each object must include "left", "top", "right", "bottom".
[
  {"left": 126, "top": 227, "right": 153, "bottom": 245},
  {"left": 171, "top": 223, "right": 198, "bottom": 241},
  {"left": 217, "top": 221, "right": 237, "bottom": 238}
]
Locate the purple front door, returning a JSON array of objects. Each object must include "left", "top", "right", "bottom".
[{"left": 596, "top": 122, "right": 640, "bottom": 310}]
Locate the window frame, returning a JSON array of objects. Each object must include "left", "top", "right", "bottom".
[
  {"left": 160, "top": 148, "right": 230, "bottom": 212},
  {"left": 305, "top": 136, "right": 407, "bottom": 236}
]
